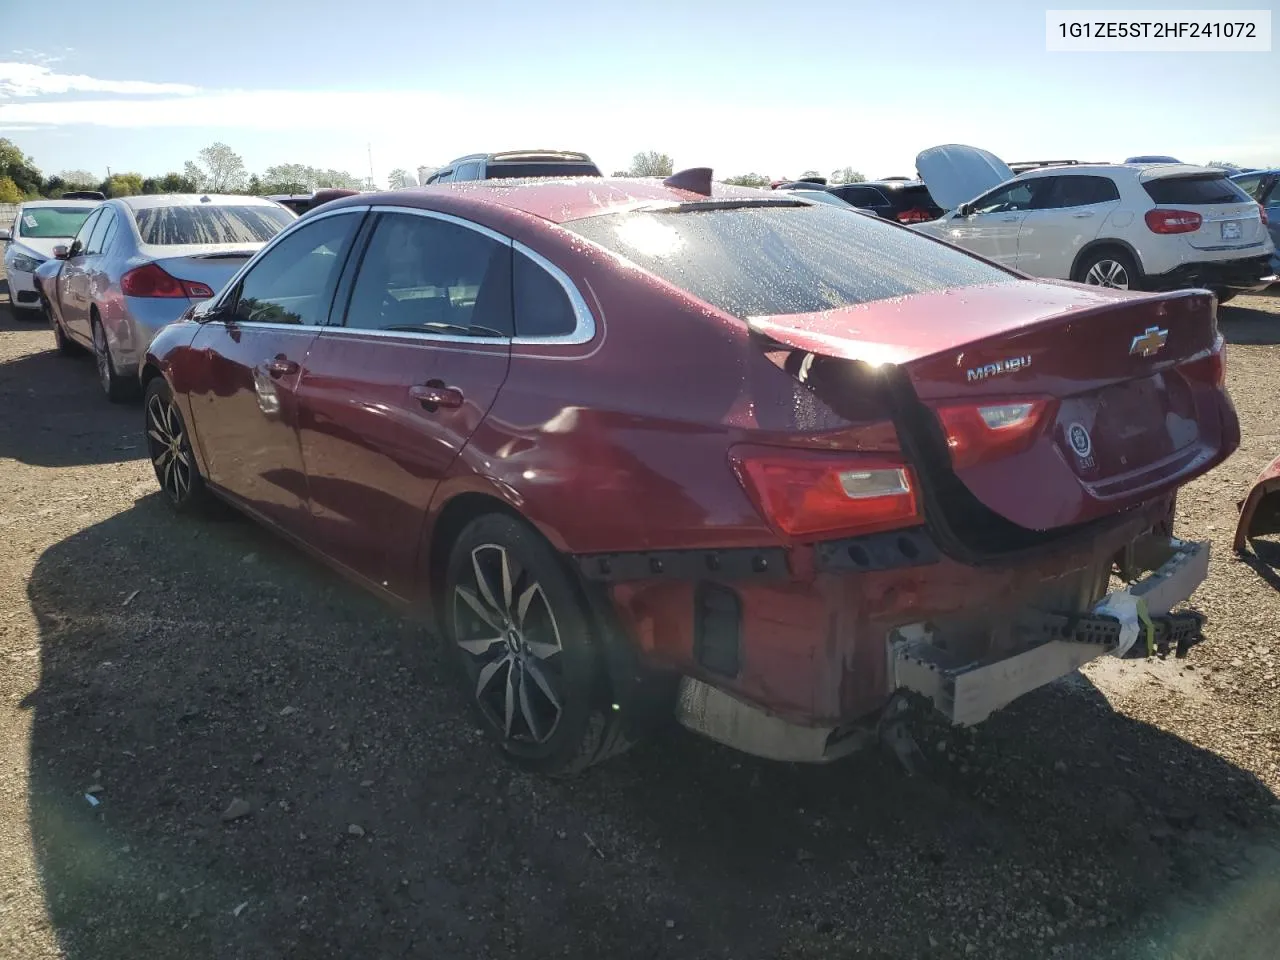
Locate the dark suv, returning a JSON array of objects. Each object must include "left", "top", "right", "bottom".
[
  {"left": 425, "top": 150, "right": 601, "bottom": 183},
  {"left": 826, "top": 179, "right": 944, "bottom": 224}
]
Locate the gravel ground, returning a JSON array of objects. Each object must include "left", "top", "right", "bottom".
[{"left": 1, "top": 271, "right": 1278, "bottom": 960}]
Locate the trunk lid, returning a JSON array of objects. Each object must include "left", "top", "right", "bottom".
[
  {"left": 1140, "top": 168, "right": 1269, "bottom": 251},
  {"left": 915, "top": 144, "right": 1015, "bottom": 211},
  {"left": 146, "top": 247, "right": 259, "bottom": 297},
  {"left": 748, "top": 280, "right": 1234, "bottom": 532}
]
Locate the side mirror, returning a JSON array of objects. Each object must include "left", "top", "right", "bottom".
[
  {"left": 957, "top": 203, "right": 972, "bottom": 217},
  {"left": 0, "top": 228, "right": 10, "bottom": 242},
  {"left": 53, "top": 244, "right": 70, "bottom": 260}
]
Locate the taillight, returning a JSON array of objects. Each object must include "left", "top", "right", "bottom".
[
  {"left": 121, "top": 262, "right": 214, "bottom": 299},
  {"left": 1179, "top": 343, "right": 1226, "bottom": 387},
  {"left": 896, "top": 208, "right": 932, "bottom": 224},
  {"left": 1144, "top": 209, "right": 1202, "bottom": 234},
  {"left": 1259, "top": 203, "right": 1269, "bottom": 227},
  {"left": 934, "top": 399, "right": 1057, "bottom": 470},
  {"left": 730, "top": 450, "right": 921, "bottom": 540}
]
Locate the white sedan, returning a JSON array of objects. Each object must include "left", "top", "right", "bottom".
[{"left": 1, "top": 199, "right": 100, "bottom": 316}]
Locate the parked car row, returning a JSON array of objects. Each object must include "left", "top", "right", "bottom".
[{"left": 0, "top": 158, "right": 1257, "bottom": 777}]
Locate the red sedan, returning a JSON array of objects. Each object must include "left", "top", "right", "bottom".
[{"left": 142, "top": 171, "right": 1238, "bottom": 775}]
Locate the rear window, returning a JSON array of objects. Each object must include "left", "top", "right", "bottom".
[
  {"left": 1142, "top": 175, "right": 1251, "bottom": 205},
  {"left": 17, "top": 206, "right": 94, "bottom": 239},
  {"left": 897, "top": 184, "right": 942, "bottom": 212},
  {"left": 486, "top": 162, "right": 601, "bottom": 180},
  {"left": 564, "top": 203, "right": 1011, "bottom": 319},
  {"left": 134, "top": 204, "right": 295, "bottom": 246}
]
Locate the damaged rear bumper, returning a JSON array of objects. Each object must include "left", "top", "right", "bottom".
[
  {"left": 673, "top": 537, "right": 1209, "bottom": 762},
  {"left": 893, "top": 537, "right": 1208, "bottom": 727},
  {"left": 1234, "top": 454, "right": 1280, "bottom": 553}
]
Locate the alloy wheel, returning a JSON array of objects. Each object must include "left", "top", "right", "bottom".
[
  {"left": 146, "top": 392, "right": 193, "bottom": 503},
  {"left": 1083, "top": 259, "right": 1130, "bottom": 289},
  {"left": 93, "top": 322, "right": 112, "bottom": 392},
  {"left": 452, "top": 544, "right": 565, "bottom": 744}
]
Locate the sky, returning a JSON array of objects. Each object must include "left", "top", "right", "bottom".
[{"left": 1, "top": 0, "right": 1277, "bottom": 187}]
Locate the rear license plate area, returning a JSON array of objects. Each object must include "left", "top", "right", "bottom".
[{"left": 1221, "top": 220, "right": 1242, "bottom": 240}]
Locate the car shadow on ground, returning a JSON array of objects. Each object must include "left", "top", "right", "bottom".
[
  {"left": 0, "top": 309, "right": 143, "bottom": 469},
  {"left": 21, "top": 497, "right": 1280, "bottom": 960},
  {"left": 1220, "top": 297, "right": 1280, "bottom": 346}
]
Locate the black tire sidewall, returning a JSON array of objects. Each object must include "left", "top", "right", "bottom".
[
  {"left": 1075, "top": 247, "right": 1140, "bottom": 290},
  {"left": 443, "top": 513, "right": 604, "bottom": 774},
  {"left": 93, "top": 315, "right": 130, "bottom": 402}
]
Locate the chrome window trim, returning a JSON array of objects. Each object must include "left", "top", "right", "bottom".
[
  {"left": 366, "top": 204, "right": 511, "bottom": 245},
  {"left": 316, "top": 326, "right": 509, "bottom": 347},
  {"left": 511, "top": 240, "right": 597, "bottom": 346},
  {"left": 211, "top": 204, "right": 373, "bottom": 312}
]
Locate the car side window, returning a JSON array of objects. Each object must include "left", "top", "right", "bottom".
[
  {"left": 453, "top": 162, "right": 482, "bottom": 182},
  {"left": 1231, "top": 175, "right": 1262, "bottom": 199},
  {"left": 971, "top": 181, "right": 1037, "bottom": 215},
  {"left": 836, "top": 186, "right": 886, "bottom": 207},
  {"left": 71, "top": 210, "right": 102, "bottom": 256},
  {"left": 86, "top": 211, "right": 113, "bottom": 255},
  {"left": 98, "top": 212, "right": 120, "bottom": 254},
  {"left": 513, "top": 250, "right": 578, "bottom": 338},
  {"left": 1051, "top": 175, "right": 1121, "bottom": 208},
  {"left": 231, "top": 212, "right": 362, "bottom": 326},
  {"left": 342, "top": 212, "right": 513, "bottom": 337},
  {"left": 430, "top": 169, "right": 453, "bottom": 184}
]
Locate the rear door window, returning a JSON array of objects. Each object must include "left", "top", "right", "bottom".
[
  {"left": 1052, "top": 175, "right": 1121, "bottom": 207},
  {"left": 1142, "top": 175, "right": 1251, "bottom": 205},
  {"left": 341, "top": 212, "right": 513, "bottom": 336},
  {"left": 135, "top": 204, "right": 295, "bottom": 245},
  {"left": 564, "top": 203, "right": 1011, "bottom": 319}
]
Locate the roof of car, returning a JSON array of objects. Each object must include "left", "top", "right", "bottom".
[
  {"left": 117, "top": 194, "right": 283, "bottom": 210},
  {"left": 17, "top": 198, "right": 101, "bottom": 209},
  {"left": 330, "top": 177, "right": 769, "bottom": 225}
]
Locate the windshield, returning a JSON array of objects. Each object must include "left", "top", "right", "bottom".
[
  {"left": 17, "top": 206, "right": 94, "bottom": 239},
  {"left": 564, "top": 203, "right": 1011, "bottom": 318},
  {"left": 134, "top": 204, "right": 295, "bottom": 246},
  {"left": 487, "top": 162, "right": 601, "bottom": 179}
]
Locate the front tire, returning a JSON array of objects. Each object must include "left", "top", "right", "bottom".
[
  {"left": 92, "top": 313, "right": 134, "bottom": 402},
  {"left": 48, "top": 302, "right": 76, "bottom": 356},
  {"left": 144, "top": 377, "right": 213, "bottom": 514},
  {"left": 1075, "top": 247, "right": 1140, "bottom": 290},
  {"left": 444, "top": 513, "right": 633, "bottom": 777}
]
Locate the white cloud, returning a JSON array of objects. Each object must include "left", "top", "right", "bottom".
[{"left": 0, "top": 61, "right": 198, "bottom": 98}]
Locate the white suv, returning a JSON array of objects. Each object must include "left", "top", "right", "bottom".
[{"left": 911, "top": 145, "right": 1276, "bottom": 302}]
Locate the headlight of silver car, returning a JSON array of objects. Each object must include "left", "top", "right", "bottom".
[{"left": 10, "top": 253, "right": 44, "bottom": 273}]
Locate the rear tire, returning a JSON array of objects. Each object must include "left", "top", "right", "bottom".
[
  {"left": 1213, "top": 289, "right": 1237, "bottom": 304},
  {"left": 1074, "top": 247, "right": 1140, "bottom": 291},
  {"left": 443, "top": 513, "right": 634, "bottom": 777},
  {"left": 144, "top": 377, "right": 214, "bottom": 514},
  {"left": 92, "top": 313, "right": 133, "bottom": 403}
]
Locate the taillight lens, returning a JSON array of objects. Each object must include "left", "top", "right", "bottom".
[
  {"left": 1259, "top": 203, "right": 1269, "bottom": 227},
  {"left": 1144, "top": 209, "right": 1202, "bottom": 234},
  {"left": 896, "top": 208, "right": 932, "bottom": 224},
  {"left": 1179, "top": 342, "right": 1226, "bottom": 387},
  {"left": 730, "top": 450, "right": 921, "bottom": 540},
  {"left": 121, "top": 262, "right": 214, "bottom": 299},
  {"left": 934, "top": 399, "right": 1057, "bottom": 470}
]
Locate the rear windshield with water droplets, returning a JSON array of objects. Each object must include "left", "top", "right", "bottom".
[
  {"left": 564, "top": 204, "right": 1012, "bottom": 318},
  {"left": 133, "top": 204, "right": 295, "bottom": 246}
]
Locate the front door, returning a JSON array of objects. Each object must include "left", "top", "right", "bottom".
[
  {"left": 946, "top": 178, "right": 1044, "bottom": 267},
  {"left": 56, "top": 208, "right": 104, "bottom": 341},
  {"left": 188, "top": 209, "right": 366, "bottom": 534},
  {"left": 296, "top": 209, "right": 514, "bottom": 598}
]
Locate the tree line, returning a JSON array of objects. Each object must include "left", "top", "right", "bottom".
[
  {"left": 2, "top": 138, "right": 876, "bottom": 205},
  {"left": 0, "top": 139, "right": 366, "bottom": 203}
]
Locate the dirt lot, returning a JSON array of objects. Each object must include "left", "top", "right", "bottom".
[{"left": 1, "top": 273, "right": 1278, "bottom": 960}]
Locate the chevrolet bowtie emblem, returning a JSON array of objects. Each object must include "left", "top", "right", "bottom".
[{"left": 1129, "top": 326, "right": 1169, "bottom": 357}]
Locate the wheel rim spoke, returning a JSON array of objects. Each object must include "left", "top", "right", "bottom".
[
  {"left": 524, "top": 659, "right": 562, "bottom": 713},
  {"left": 503, "top": 662, "right": 517, "bottom": 738},
  {"left": 475, "top": 657, "right": 506, "bottom": 700},
  {"left": 455, "top": 585, "right": 502, "bottom": 632},
  {"left": 515, "top": 582, "right": 539, "bottom": 627},
  {"left": 471, "top": 549, "right": 504, "bottom": 616},
  {"left": 457, "top": 634, "right": 505, "bottom": 656},
  {"left": 518, "top": 668, "right": 545, "bottom": 741}
]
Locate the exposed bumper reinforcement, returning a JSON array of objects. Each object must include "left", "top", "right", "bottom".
[{"left": 893, "top": 538, "right": 1209, "bottom": 727}]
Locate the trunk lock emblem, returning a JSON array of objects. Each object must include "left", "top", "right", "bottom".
[{"left": 1129, "top": 326, "right": 1169, "bottom": 357}]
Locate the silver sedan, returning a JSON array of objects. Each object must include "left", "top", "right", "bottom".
[{"left": 42, "top": 194, "right": 296, "bottom": 401}]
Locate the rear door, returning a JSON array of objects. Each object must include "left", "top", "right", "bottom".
[
  {"left": 296, "top": 207, "right": 513, "bottom": 597},
  {"left": 1016, "top": 175, "right": 1118, "bottom": 278},
  {"left": 188, "top": 208, "right": 365, "bottom": 534},
  {"left": 1141, "top": 171, "right": 1268, "bottom": 256}
]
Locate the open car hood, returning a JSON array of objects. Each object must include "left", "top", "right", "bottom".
[{"left": 915, "top": 144, "right": 1015, "bottom": 211}]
